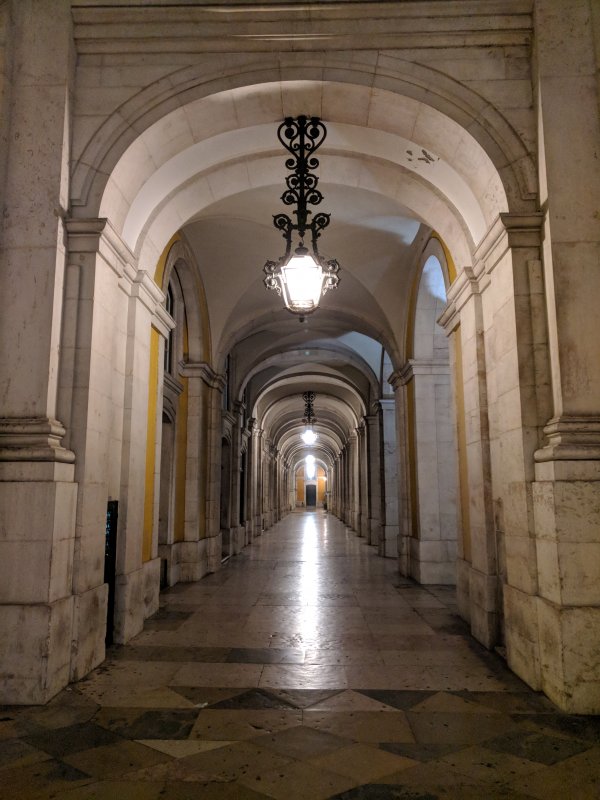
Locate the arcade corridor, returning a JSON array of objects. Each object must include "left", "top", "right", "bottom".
[{"left": 3, "top": 513, "right": 600, "bottom": 799}]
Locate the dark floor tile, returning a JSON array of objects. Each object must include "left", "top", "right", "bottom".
[
  {"left": 406, "top": 711, "right": 515, "bottom": 745},
  {"left": 169, "top": 687, "right": 247, "bottom": 706},
  {"left": 160, "top": 781, "right": 272, "bottom": 799},
  {"left": 356, "top": 691, "right": 435, "bottom": 711},
  {"left": 144, "top": 609, "right": 194, "bottom": 630},
  {"left": 109, "top": 645, "right": 231, "bottom": 663},
  {"left": 378, "top": 742, "right": 463, "bottom": 762},
  {"left": 515, "top": 712, "right": 600, "bottom": 743},
  {"left": 0, "top": 757, "right": 93, "bottom": 800},
  {"left": 486, "top": 729, "right": 592, "bottom": 765},
  {"left": 415, "top": 612, "right": 471, "bottom": 636},
  {"left": 331, "top": 784, "right": 440, "bottom": 799},
  {"left": 267, "top": 688, "right": 345, "bottom": 708},
  {"left": 208, "top": 689, "right": 298, "bottom": 711},
  {"left": 226, "top": 648, "right": 305, "bottom": 664},
  {"left": 0, "top": 737, "right": 49, "bottom": 768},
  {"left": 452, "top": 691, "right": 557, "bottom": 714},
  {"left": 23, "top": 722, "right": 122, "bottom": 758},
  {"left": 255, "top": 724, "right": 349, "bottom": 759},
  {"left": 94, "top": 708, "right": 200, "bottom": 740}
]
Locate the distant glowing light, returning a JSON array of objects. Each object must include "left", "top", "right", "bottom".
[
  {"left": 301, "top": 428, "right": 317, "bottom": 445},
  {"left": 305, "top": 454, "right": 316, "bottom": 480}
]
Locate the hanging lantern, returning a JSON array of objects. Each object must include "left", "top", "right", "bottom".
[{"left": 263, "top": 116, "right": 340, "bottom": 317}]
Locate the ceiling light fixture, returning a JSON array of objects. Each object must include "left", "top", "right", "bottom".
[
  {"left": 263, "top": 116, "right": 340, "bottom": 317},
  {"left": 301, "top": 390, "right": 318, "bottom": 445}
]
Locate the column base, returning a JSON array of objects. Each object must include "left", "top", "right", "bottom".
[
  {"left": 408, "top": 538, "right": 457, "bottom": 585},
  {"left": 70, "top": 584, "right": 107, "bottom": 682},
  {"left": 0, "top": 597, "right": 73, "bottom": 704},
  {"left": 504, "top": 584, "right": 542, "bottom": 692},
  {"left": 455, "top": 558, "right": 499, "bottom": 649},
  {"left": 114, "top": 558, "right": 160, "bottom": 644},
  {"left": 379, "top": 525, "right": 399, "bottom": 558},
  {"left": 538, "top": 598, "right": 600, "bottom": 713},
  {"left": 368, "top": 518, "right": 381, "bottom": 548},
  {"left": 232, "top": 526, "right": 246, "bottom": 555},
  {"left": 178, "top": 539, "right": 213, "bottom": 581},
  {"left": 158, "top": 542, "right": 182, "bottom": 587}
]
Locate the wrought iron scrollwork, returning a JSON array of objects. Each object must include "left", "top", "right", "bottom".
[
  {"left": 302, "top": 391, "right": 317, "bottom": 425},
  {"left": 262, "top": 115, "right": 341, "bottom": 310}
]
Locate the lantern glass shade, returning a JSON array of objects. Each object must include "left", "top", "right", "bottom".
[
  {"left": 301, "top": 428, "right": 318, "bottom": 445},
  {"left": 280, "top": 251, "right": 324, "bottom": 314}
]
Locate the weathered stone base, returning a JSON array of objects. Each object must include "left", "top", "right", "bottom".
[
  {"left": 158, "top": 542, "right": 181, "bottom": 587},
  {"left": 455, "top": 559, "right": 499, "bottom": 649},
  {"left": 114, "top": 558, "right": 161, "bottom": 644},
  {"left": 456, "top": 557, "right": 471, "bottom": 623},
  {"left": 0, "top": 597, "right": 73, "bottom": 704},
  {"left": 178, "top": 539, "right": 211, "bottom": 582},
  {"left": 368, "top": 517, "right": 380, "bottom": 547},
  {"left": 70, "top": 583, "right": 107, "bottom": 682},
  {"left": 469, "top": 565, "right": 500, "bottom": 648},
  {"left": 232, "top": 525, "right": 246, "bottom": 555},
  {"left": 506, "top": 585, "right": 600, "bottom": 712},
  {"left": 504, "top": 584, "right": 542, "bottom": 692},
  {"left": 379, "top": 525, "right": 399, "bottom": 558},
  {"left": 408, "top": 538, "right": 457, "bottom": 584},
  {"left": 538, "top": 599, "right": 600, "bottom": 714},
  {"left": 206, "top": 535, "right": 221, "bottom": 573},
  {"left": 359, "top": 513, "right": 368, "bottom": 538},
  {"left": 221, "top": 528, "right": 233, "bottom": 560}
]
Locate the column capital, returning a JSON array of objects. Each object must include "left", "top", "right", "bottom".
[
  {"left": 66, "top": 217, "right": 135, "bottom": 277},
  {"left": 473, "top": 212, "right": 544, "bottom": 278},
  {"left": 438, "top": 266, "right": 482, "bottom": 332},
  {"left": 391, "top": 359, "right": 450, "bottom": 387},
  {"left": 180, "top": 361, "right": 226, "bottom": 391}
]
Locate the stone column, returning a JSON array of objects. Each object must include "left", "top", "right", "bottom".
[
  {"left": 365, "top": 412, "right": 383, "bottom": 547},
  {"left": 379, "top": 399, "right": 399, "bottom": 558},
  {"left": 261, "top": 439, "right": 270, "bottom": 530},
  {"left": 115, "top": 268, "right": 171, "bottom": 643},
  {"left": 439, "top": 269, "right": 498, "bottom": 647},
  {"left": 341, "top": 448, "right": 349, "bottom": 525},
  {"left": 395, "top": 359, "right": 458, "bottom": 584},
  {"left": 251, "top": 424, "right": 263, "bottom": 537},
  {"left": 529, "top": 0, "right": 600, "bottom": 712},
  {"left": 178, "top": 362, "right": 225, "bottom": 578},
  {"left": 348, "top": 432, "right": 359, "bottom": 531},
  {"left": 229, "top": 402, "right": 245, "bottom": 554},
  {"left": 0, "top": 0, "right": 76, "bottom": 703},
  {"left": 357, "top": 422, "right": 369, "bottom": 537}
]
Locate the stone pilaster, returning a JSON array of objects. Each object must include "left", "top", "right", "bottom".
[
  {"left": 523, "top": 0, "right": 600, "bottom": 712},
  {"left": 113, "top": 265, "right": 170, "bottom": 644},
  {"left": 439, "top": 267, "right": 498, "bottom": 647},
  {"left": 365, "top": 412, "right": 383, "bottom": 548},
  {"left": 0, "top": 0, "right": 76, "bottom": 704},
  {"left": 379, "top": 399, "right": 399, "bottom": 558},
  {"left": 178, "top": 362, "right": 226, "bottom": 578},
  {"left": 357, "top": 421, "right": 369, "bottom": 538},
  {"left": 394, "top": 359, "right": 458, "bottom": 584}
]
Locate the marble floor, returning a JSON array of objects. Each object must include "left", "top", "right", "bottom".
[{"left": 2, "top": 512, "right": 600, "bottom": 799}]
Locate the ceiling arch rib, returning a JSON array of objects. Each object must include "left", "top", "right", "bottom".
[
  {"left": 236, "top": 347, "right": 380, "bottom": 408},
  {"left": 223, "top": 302, "right": 401, "bottom": 382},
  {"left": 119, "top": 120, "right": 488, "bottom": 252},
  {"left": 254, "top": 377, "right": 366, "bottom": 430},
  {"left": 79, "top": 62, "right": 530, "bottom": 223}
]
